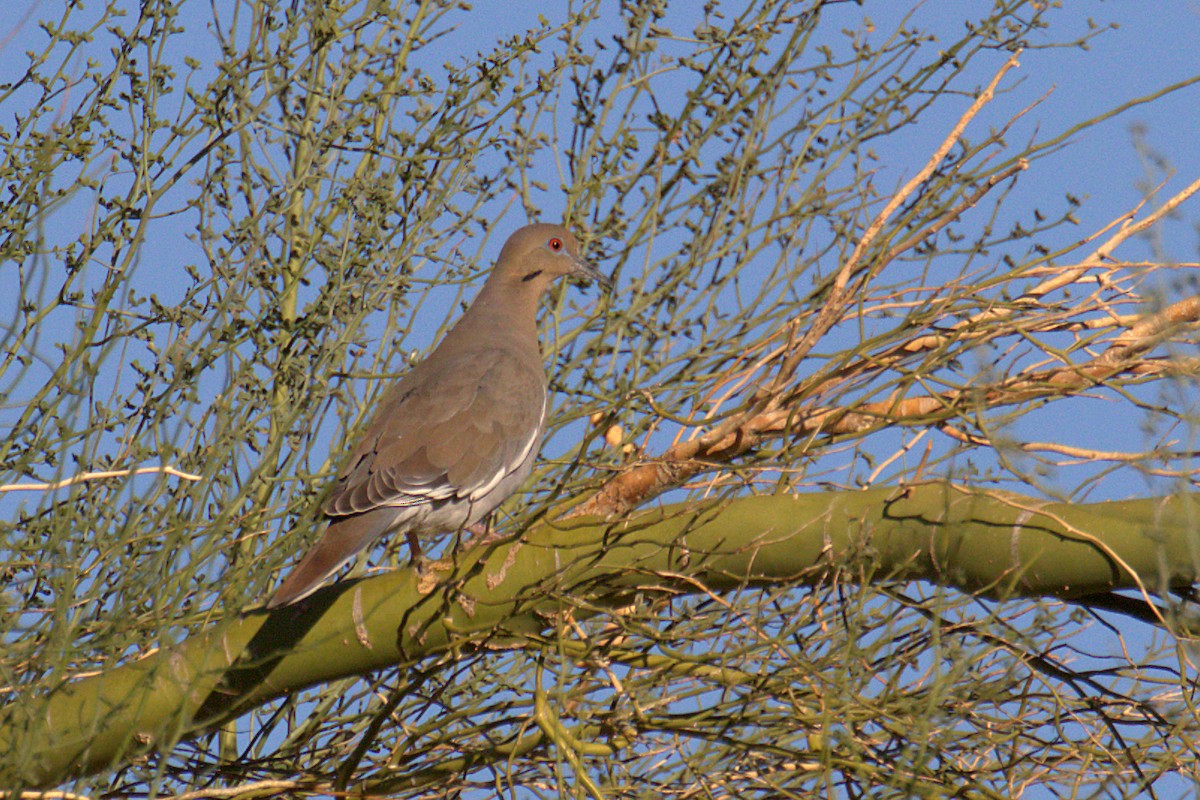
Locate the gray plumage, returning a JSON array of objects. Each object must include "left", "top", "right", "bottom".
[{"left": 266, "top": 224, "right": 607, "bottom": 609}]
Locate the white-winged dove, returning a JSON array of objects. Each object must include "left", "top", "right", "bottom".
[{"left": 266, "top": 223, "right": 608, "bottom": 608}]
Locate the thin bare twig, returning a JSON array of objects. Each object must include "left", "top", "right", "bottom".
[{"left": 0, "top": 466, "right": 202, "bottom": 494}]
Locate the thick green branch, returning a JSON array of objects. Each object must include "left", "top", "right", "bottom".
[{"left": 3, "top": 484, "right": 1197, "bottom": 786}]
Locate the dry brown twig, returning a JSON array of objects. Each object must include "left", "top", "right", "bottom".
[
  {"left": 755, "top": 291, "right": 1200, "bottom": 442},
  {"left": 163, "top": 780, "right": 311, "bottom": 800}
]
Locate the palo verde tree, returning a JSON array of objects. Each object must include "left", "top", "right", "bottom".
[{"left": 2, "top": 1, "right": 1200, "bottom": 797}]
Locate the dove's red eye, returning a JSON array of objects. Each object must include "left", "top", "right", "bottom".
[{"left": 548, "top": 238, "right": 564, "bottom": 251}]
